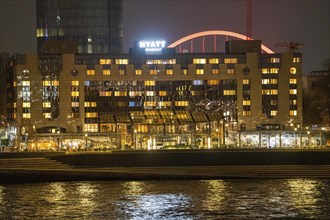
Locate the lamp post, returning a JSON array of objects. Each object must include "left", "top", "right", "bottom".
[
  {"left": 85, "top": 133, "right": 88, "bottom": 152},
  {"left": 307, "top": 131, "right": 311, "bottom": 149},
  {"left": 33, "top": 125, "right": 38, "bottom": 151},
  {"left": 134, "top": 129, "right": 137, "bottom": 150},
  {"left": 57, "top": 130, "right": 60, "bottom": 151}
]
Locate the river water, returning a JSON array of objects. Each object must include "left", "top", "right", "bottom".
[{"left": 1, "top": 179, "right": 329, "bottom": 219}]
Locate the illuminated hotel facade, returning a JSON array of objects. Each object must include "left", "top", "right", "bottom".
[{"left": 8, "top": 40, "right": 314, "bottom": 150}]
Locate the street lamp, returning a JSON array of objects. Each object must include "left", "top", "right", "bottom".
[
  {"left": 216, "top": 128, "right": 220, "bottom": 148},
  {"left": 85, "top": 133, "right": 88, "bottom": 152},
  {"left": 57, "top": 130, "right": 61, "bottom": 151},
  {"left": 33, "top": 125, "right": 38, "bottom": 151},
  {"left": 134, "top": 129, "right": 137, "bottom": 150},
  {"left": 307, "top": 131, "right": 311, "bottom": 149}
]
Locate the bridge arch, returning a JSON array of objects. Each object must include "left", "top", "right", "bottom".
[{"left": 167, "top": 30, "right": 274, "bottom": 54}]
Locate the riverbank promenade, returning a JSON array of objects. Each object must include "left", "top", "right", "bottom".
[{"left": 1, "top": 149, "right": 330, "bottom": 183}]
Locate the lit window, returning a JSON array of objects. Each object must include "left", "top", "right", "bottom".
[
  {"left": 243, "top": 79, "right": 250, "bottom": 85},
  {"left": 271, "top": 100, "right": 277, "bottom": 105},
  {"left": 227, "top": 69, "right": 235, "bottom": 74},
  {"left": 271, "top": 110, "right": 278, "bottom": 116},
  {"left": 43, "top": 102, "right": 51, "bottom": 108},
  {"left": 159, "top": 91, "right": 168, "bottom": 96},
  {"left": 291, "top": 99, "right": 297, "bottom": 105},
  {"left": 270, "top": 58, "right": 280, "bottom": 63},
  {"left": 289, "top": 78, "right": 297, "bottom": 84},
  {"left": 85, "top": 112, "right": 98, "bottom": 118},
  {"left": 22, "top": 81, "right": 30, "bottom": 86},
  {"left": 158, "top": 101, "right": 172, "bottom": 107},
  {"left": 209, "top": 58, "right": 219, "bottom": 64},
  {"left": 224, "top": 90, "right": 236, "bottom": 95},
  {"left": 115, "top": 59, "right": 129, "bottom": 64},
  {"left": 262, "top": 79, "right": 277, "bottom": 84},
  {"left": 103, "top": 69, "right": 111, "bottom": 75},
  {"left": 150, "top": 69, "right": 157, "bottom": 75},
  {"left": 293, "top": 57, "right": 301, "bottom": 63},
  {"left": 43, "top": 113, "right": 51, "bottom": 118},
  {"left": 181, "top": 69, "right": 188, "bottom": 75},
  {"left": 23, "top": 113, "right": 31, "bottom": 118},
  {"left": 145, "top": 81, "right": 155, "bottom": 86},
  {"left": 100, "top": 59, "right": 111, "bottom": 64},
  {"left": 192, "top": 80, "right": 204, "bottom": 85},
  {"left": 243, "top": 111, "right": 251, "bottom": 116},
  {"left": 196, "top": 69, "right": 204, "bottom": 75},
  {"left": 144, "top": 101, "right": 156, "bottom": 107},
  {"left": 262, "top": 89, "right": 278, "bottom": 95},
  {"left": 43, "top": 81, "right": 50, "bottom": 86},
  {"left": 289, "top": 89, "right": 297, "bottom": 95},
  {"left": 23, "top": 102, "right": 31, "bottom": 108},
  {"left": 166, "top": 69, "right": 173, "bottom": 75},
  {"left": 207, "top": 80, "right": 220, "bottom": 85},
  {"left": 99, "top": 91, "right": 112, "bottom": 96},
  {"left": 71, "top": 91, "right": 79, "bottom": 97},
  {"left": 212, "top": 69, "right": 219, "bottom": 75},
  {"left": 224, "top": 58, "right": 238, "bottom": 64},
  {"left": 84, "top": 124, "right": 98, "bottom": 132},
  {"left": 129, "top": 91, "right": 142, "bottom": 97},
  {"left": 114, "top": 91, "right": 127, "bottom": 96},
  {"left": 146, "top": 91, "right": 155, "bottom": 96},
  {"left": 193, "top": 58, "right": 206, "bottom": 64},
  {"left": 71, "top": 102, "right": 79, "bottom": 107},
  {"left": 175, "top": 101, "right": 189, "bottom": 106},
  {"left": 243, "top": 100, "right": 250, "bottom": 106},
  {"left": 261, "top": 68, "right": 279, "bottom": 74},
  {"left": 71, "top": 81, "right": 79, "bottom": 86},
  {"left": 119, "top": 69, "right": 126, "bottom": 75},
  {"left": 135, "top": 69, "right": 142, "bottom": 75},
  {"left": 87, "top": 70, "right": 95, "bottom": 75},
  {"left": 290, "top": 110, "right": 298, "bottom": 116},
  {"left": 290, "top": 67, "right": 296, "bottom": 74}
]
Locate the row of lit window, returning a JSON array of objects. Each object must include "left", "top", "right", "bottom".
[
  {"left": 99, "top": 57, "right": 300, "bottom": 66},
  {"left": 84, "top": 124, "right": 98, "bottom": 132},
  {"left": 87, "top": 68, "right": 233, "bottom": 76},
  {"left": 99, "top": 59, "right": 129, "bottom": 65},
  {"left": 86, "top": 67, "right": 297, "bottom": 76},
  {"left": 43, "top": 80, "right": 59, "bottom": 86},
  {"left": 84, "top": 102, "right": 97, "bottom": 107}
]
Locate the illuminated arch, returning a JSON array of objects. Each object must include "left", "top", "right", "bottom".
[{"left": 168, "top": 30, "right": 274, "bottom": 54}]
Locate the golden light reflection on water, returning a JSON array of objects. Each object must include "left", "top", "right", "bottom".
[
  {"left": 202, "top": 180, "right": 227, "bottom": 210},
  {"left": 46, "top": 182, "right": 65, "bottom": 202},
  {"left": 76, "top": 183, "right": 99, "bottom": 212},
  {"left": 0, "top": 186, "right": 3, "bottom": 204},
  {"left": 122, "top": 181, "right": 145, "bottom": 195},
  {"left": 286, "top": 179, "right": 321, "bottom": 217}
]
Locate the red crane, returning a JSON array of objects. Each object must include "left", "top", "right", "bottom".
[{"left": 246, "top": 0, "right": 252, "bottom": 40}]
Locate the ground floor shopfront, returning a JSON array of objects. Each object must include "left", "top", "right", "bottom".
[{"left": 16, "top": 127, "right": 328, "bottom": 152}]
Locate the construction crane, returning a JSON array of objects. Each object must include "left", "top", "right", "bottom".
[
  {"left": 246, "top": 0, "right": 252, "bottom": 40},
  {"left": 274, "top": 41, "right": 304, "bottom": 52}
]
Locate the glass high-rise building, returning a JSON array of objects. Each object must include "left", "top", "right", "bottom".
[{"left": 36, "top": 0, "right": 123, "bottom": 54}]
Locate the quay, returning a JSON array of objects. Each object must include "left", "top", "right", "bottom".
[{"left": 1, "top": 149, "right": 330, "bottom": 183}]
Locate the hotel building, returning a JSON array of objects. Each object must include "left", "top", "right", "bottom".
[{"left": 8, "top": 40, "right": 310, "bottom": 150}]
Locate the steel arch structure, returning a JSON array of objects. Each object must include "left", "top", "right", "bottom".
[{"left": 168, "top": 30, "right": 274, "bottom": 54}]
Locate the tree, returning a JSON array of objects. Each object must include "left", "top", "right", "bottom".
[{"left": 303, "top": 58, "right": 330, "bottom": 128}]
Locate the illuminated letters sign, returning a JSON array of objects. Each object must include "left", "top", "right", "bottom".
[{"left": 139, "top": 40, "right": 166, "bottom": 54}]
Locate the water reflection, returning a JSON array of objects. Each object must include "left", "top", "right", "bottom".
[
  {"left": 0, "top": 179, "right": 329, "bottom": 219},
  {"left": 287, "top": 179, "right": 323, "bottom": 218}
]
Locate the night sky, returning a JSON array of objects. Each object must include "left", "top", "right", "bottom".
[{"left": 0, "top": 0, "right": 329, "bottom": 73}]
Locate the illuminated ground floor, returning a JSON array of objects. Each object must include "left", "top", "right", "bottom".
[{"left": 13, "top": 128, "right": 328, "bottom": 152}]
